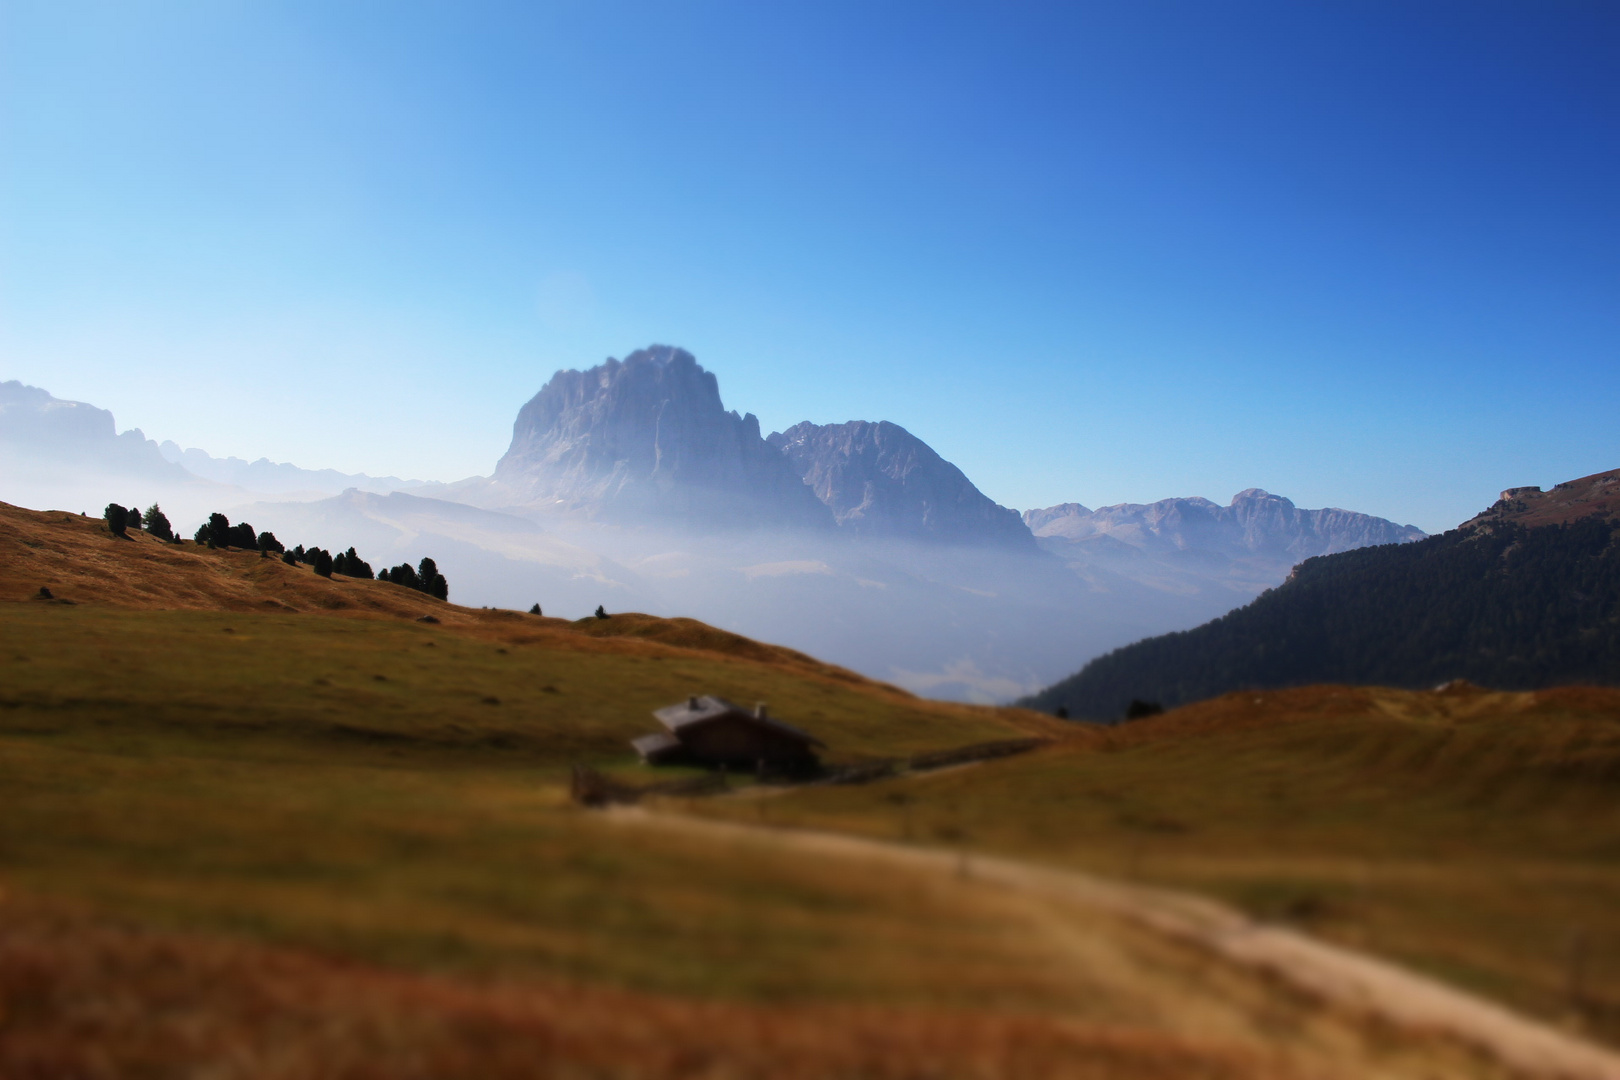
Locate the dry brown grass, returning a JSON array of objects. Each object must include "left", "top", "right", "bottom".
[
  {"left": 689, "top": 682, "right": 1620, "bottom": 1046},
  {"left": 0, "top": 897, "right": 1293, "bottom": 1080}
]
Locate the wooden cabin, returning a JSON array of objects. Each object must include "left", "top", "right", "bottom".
[{"left": 632, "top": 695, "right": 823, "bottom": 772}]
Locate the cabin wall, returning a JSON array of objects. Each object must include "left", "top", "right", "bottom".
[{"left": 678, "top": 717, "right": 817, "bottom": 767}]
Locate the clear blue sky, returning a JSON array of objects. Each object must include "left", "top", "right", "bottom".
[{"left": 2, "top": 1, "right": 1615, "bottom": 532}]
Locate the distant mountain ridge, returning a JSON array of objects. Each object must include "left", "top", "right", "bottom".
[
  {"left": 492, "top": 346, "right": 832, "bottom": 529},
  {"left": 1023, "top": 468, "right": 1620, "bottom": 721},
  {"left": 769, "top": 420, "right": 1034, "bottom": 548},
  {"left": 1024, "top": 489, "right": 1424, "bottom": 560},
  {"left": 157, "top": 442, "right": 425, "bottom": 497}
]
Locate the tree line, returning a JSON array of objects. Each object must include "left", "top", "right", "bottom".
[
  {"left": 102, "top": 502, "right": 449, "bottom": 600},
  {"left": 1022, "top": 516, "right": 1620, "bottom": 722}
]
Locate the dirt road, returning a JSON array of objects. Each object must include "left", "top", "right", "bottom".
[{"left": 606, "top": 806, "right": 1620, "bottom": 1080}]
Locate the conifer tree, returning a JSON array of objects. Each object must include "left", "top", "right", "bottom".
[
  {"left": 125, "top": 503, "right": 141, "bottom": 531},
  {"left": 418, "top": 557, "right": 448, "bottom": 600},
  {"left": 529, "top": 603, "right": 542, "bottom": 616},
  {"left": 312, "top": 549, "right": 333, "bottom": 578},
  {"left": 337, "top": 547, "right": 374, "bottom": 579},
  {"left": 143, "top": 504, "right": 174, "bottom": 541},
  {"left": 257, "top": 531, "right": 284, "bottom": 554},
  {"left": 104, "top": 504, "right": 127, "bottom": 537}
]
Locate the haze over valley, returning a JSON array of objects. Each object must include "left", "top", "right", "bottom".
[{"left": 2, "top": 350, "right": 1430, "bottom": 701}]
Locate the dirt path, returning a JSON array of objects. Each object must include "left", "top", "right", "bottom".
[{"left": 606, "top": 806, "right": 1620, "bottom": 1080}]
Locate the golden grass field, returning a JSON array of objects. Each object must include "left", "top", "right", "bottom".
[
  {"left": 683, "top": 682, "right": 1620, "bottom": 1046},
  {"left": 3, "top": 501, "right": 1618, "bottom": 1077}
]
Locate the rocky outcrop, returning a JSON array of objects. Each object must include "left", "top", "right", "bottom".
[
  {"left": 767, "top": 420, "right": 1036, "bottom": 548},
  {"left": 1460, "top": 469, "right": 1620, "bottom": 530},
  {"left": 494, "top": 346, "right": 833, "bottom": 529},
  {"left": 1023, "top": 489, "right": 1424, "bottom": 561}
]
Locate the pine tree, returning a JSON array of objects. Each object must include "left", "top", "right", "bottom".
[
  {"left": 529, "top": 603, "right": 542, "bottom": 616},
  {"left": 125, "top": 502, "right": 141, "bottom": 531},
  {"left": 281, "top": 550, "right": 298, "bottom": 566},
  {"left": 338, "top": 547, "right": 374, "bottom": 579},
  {"left": 595, "top": 605, "right": 609, "bottom": 620},
  {"left": 143, "top": 504, "right": 174, "bottom": 541},
  {"left": 104, "top": 504, "right": 127, "bottom": 537},
  {"left": 418, "top": 557, "right": 448, "bottom": 600},
  {"left": 257, "top": 531, "right": 284, "bottom": 554},
  {"left": 312, "top": 549, "right": 334, "bottom": 578}
]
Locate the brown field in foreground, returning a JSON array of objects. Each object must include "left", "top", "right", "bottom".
[{"left": 0, "top": 897, "right": 1293, "bottom": 1080}]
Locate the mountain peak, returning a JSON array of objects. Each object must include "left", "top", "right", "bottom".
[
  {"left": 494, "top": 346, "right": 832, "bottom": 529},
  {"left": 768, "top": 420, "right": 1035, "bottom": 548}
]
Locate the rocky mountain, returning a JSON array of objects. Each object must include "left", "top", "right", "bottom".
[
  {"left": 1022, "top": 469, "right": 1620, "bottom": 721},
  {"left": 0, "top": 380, "right": 187, "bottom": 479},
  {"left": 1025, "top": 489, "right": 1424, "bottom": 561},
  {"left": 767, "top": 420, "right": 1035, "bottom": 548},
  {"left": 492, "top": 346, "right": 833, "bottom": 529}
]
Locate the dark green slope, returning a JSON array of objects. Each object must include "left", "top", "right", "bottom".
[{"left": 1025, "top": 515, "right": 1620, "bottom": 721}]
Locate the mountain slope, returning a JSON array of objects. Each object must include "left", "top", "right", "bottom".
[
  {"left": 768, "top": 420, "right": 1034, "bottom": 548},
  {"left": 492, "top": 346, "right": 832, "bottom": 529},
  {"left": 1024, "top": 471, "right": 1620, "bottom": 720}
]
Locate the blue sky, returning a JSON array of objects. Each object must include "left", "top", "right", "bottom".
[{"left": 2, "top": 1, "right": 1616, "bottom": 532}]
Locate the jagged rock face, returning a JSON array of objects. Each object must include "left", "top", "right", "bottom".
[
  {"left": 0, "top": 380, "right": 120, "bottom": 446},
  {"left": 1023, "top": 489, "right": 1424, "bottom": 560},
  {"left": 767, "top": 420, "right": 1035, "bottom": 548},
  {"left": 495, "top": 346, "right": 833, "bottom": 529},
  {"left": 0, "top": 380, "right": 186, "bottom": 477}
]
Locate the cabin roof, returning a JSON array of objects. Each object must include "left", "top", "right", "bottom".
[
  {"left": 631, "top": 731, "right": 684, "bottom": 759},
  {"left": 651, "top": 694, "right": 825, "bottom": 747}
]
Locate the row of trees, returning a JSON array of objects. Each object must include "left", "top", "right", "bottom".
[
  {"left": 104, "top": 502, "right": 174, "bottom": 541},
  {"left": 105, "top": 502, "right": 449, "bottom": 600},
  {"left": 379, "top": 556, "right": 449, "bottom": 600},
  {"left": 195, "top": 513, "right": 277, "bottom": 552}
]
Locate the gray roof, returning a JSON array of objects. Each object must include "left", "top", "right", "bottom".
[{"left": 651, "top": 695, "right": 824, "bottom": 747}]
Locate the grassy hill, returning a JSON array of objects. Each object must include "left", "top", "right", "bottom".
[
  {"left": 687, "top": 681, "right": 1620, "bottom": 1045},
  {"left": 12, "top": 502, "right": 1251, "bottom": 1077}
]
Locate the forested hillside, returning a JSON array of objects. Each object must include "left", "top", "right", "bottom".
[{"left": 1026, "top": 514, "right": 1620, "bottom": 721}]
